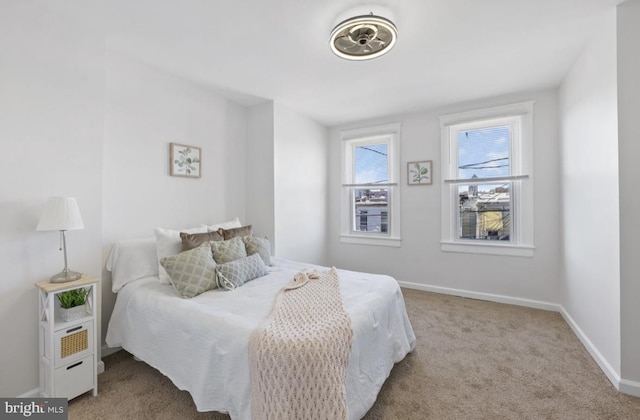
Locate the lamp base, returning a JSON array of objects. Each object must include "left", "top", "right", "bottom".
[{"left": 50, "top": 268, "right": 83, "bottom": 283}]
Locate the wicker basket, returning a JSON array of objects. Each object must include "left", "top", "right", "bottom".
[
  {"left": 60, "top": 305, "right": 87, "bottom": 322},
  {"left": 61, "top": 329, "right": 89, "bottom": 359}
]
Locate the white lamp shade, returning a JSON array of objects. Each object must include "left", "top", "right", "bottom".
[{"left": 36, "top": 197, "right": 85, "bottom": 231}]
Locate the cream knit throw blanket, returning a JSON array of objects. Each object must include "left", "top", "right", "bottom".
[{"left": 248, "top": 268, "right": 353, "bottom": 420}]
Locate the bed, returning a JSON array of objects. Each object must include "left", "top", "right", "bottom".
[{"left": 105, "top": 227, "right": 416, "bottom": 420}]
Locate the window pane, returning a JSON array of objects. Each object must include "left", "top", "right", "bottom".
[
  {"left": 354, "top": 143, "right": 388, "bottom": 184},
  {"left": 457, "top": 126, "right": 510, "bottom": 179},
  {"left": 353, "top": 188, "right": 388, "bottom": 233},
  {"left": 457, "top": 183, "right": 510, "bottom": 241}
]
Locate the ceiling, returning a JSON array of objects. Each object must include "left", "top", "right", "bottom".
[{"left": 45, "top": 0, "right": 620, "bottom": 126}]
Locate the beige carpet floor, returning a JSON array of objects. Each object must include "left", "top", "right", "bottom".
[{"left": 69, "top": 289, "right": 640, "bottom": 419}]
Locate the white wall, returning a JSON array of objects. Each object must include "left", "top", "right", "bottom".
[
  {"left": 101, "top": 51, "right": 249, "bottom": 348},
  {"left": 274, "top": 104, "right": 329, "bottom": 265},
  {"left": 246, "top": 102, "right": 276, "bottom": 243},
  {"left": 103, "top": 51, "right": 247, "bottom": 241},
  {"left": 0, "top": 1, "right": 105, "bottom": 397},
  {"left": 558, "top": 9, "right": 621, "bottom": 380},
  {"left": 328, "top": 90, "right": 562, "bottom": 306},
  {"left": 617, "top": 0, "right": 640, "bottom": 387},
  {"left": 245, "top": 102, "right": 329, "bottom": 264}
]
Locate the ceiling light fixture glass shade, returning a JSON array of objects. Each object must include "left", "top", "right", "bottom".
[{"left": 329, "top": 14, "right": 397, "bottom": 60}]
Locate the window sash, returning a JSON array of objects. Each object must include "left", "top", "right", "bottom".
[
  {"left": 342, "top": 182, "right": 398, "bottom": 187},
  {"left": 347, "top": 186, "right": 395, "bottom": 236},
  {"left": 454, "top": 181, "right": 514, "bottom": 243},
  {"left": 444, "top": 175, "right": 528, "bottom": 184},
  {"left": 343, "top": 132, "right": 396, "bottom": 237},
  {"left": 449, "top": 119, "right": 519, "bottom": 179},
  {"left": 348, "top": 136, "right": 392, "bottom": 236},
  {"left": 455, "top": 123, "right": 512, "bottom": 181},
  {"left": 340, "top": 123, "right": 401, "bottom": 246},
  {"left": 439, "top": 101, "right": 534, "bottom": 256}
]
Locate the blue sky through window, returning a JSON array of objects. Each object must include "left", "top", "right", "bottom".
[
  {"left": 457, "top": 126, "right": 510, "bottom": 180},
  {"left": 355, "top": 143, "right": 388, "bottom": 184}
]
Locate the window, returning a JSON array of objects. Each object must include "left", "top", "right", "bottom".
[
  {"left": 440, "top": 102, "right": 534, "bottom": 257},
  {"left": 340, "top": 123, "right": 401, "bottom": 247}
]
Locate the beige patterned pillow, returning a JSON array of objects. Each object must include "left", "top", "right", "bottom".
[
  {"left": 209, "top": 236, "right": 247, "bottom": 264},
  {"left": 219, "top": 225, "right": 252, "bottom": 240},
  {"left": 160, "top": 243, "right": 217, "bottom": 298},
  {"left": 180, "top": 231, "right": 223, "bottom": 252},
  {"left": 216, "top": 253, "right": 268, "bottom": 291},
  {"left": 242, "top": 236, "right": 271, "bottom": 266},
  {"left": 154, "top": 225, "right": 208, "bottom": 284}
]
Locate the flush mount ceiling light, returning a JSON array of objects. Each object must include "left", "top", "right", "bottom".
[{"left": 329, "top": 13, "right": 398, "bottom": 60}]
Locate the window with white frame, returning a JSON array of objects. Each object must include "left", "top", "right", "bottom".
[
  {"left": 440, "top": 101, "right": 534, "bottom": 257},
  {"left": 340, "top": 123, "right": 401, "bottom": 247}
]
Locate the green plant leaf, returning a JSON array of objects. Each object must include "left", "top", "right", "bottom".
[{"left": 57, "top": 288, "right": 89, "bottom": 309}]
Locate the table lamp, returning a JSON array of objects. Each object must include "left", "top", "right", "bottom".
[{"left": 36, "top": 197, "right": 85, "bottom": 283}]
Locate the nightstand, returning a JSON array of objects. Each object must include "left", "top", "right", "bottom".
[{"left": 36, "top": 275, "right": 99, "bottom": 399}]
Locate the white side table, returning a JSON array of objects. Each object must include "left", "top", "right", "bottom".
[{"left": 36, "top": 275, "right": 99, "bottom": 399}]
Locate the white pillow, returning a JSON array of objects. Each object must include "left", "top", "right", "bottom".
[
  {"left": 202, "top": 217, "right": 242, "bottom": 232},
  {"left": 154, "top": 226, "right": 208, "bottom": 284},
  {"left": 106, "top": 237, "right": 159, "bottom": 292}
]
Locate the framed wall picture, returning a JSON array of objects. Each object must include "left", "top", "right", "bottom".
[
  {"left": 170, "top": 143, "right": 201, "bottom": 178},
  {"left": 407, "top": 160, "right": 432, "bottom": 185}
]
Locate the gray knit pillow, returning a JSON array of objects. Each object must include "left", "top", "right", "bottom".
[
  {"left": 242, "top": 236, "right": 271, "bottom": 266},
  {"left": 216, "top": 253, "right": 268, "bottom": 291},
  {"left": 160, "top": 243, "right": 218, "bottom": 298},
  {"left": 210, "top": 236, "right": 247, "bottom": 264}
]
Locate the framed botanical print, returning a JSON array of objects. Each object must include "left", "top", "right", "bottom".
[
  {"left": 407, "top": 160, "right": 432, "bottom": 185},
  {"left": 170, "top": 143, "right": 201, "bottom": 178}
]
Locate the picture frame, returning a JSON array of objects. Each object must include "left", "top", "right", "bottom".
[
  {"left": 407, "top": 160, "right": 432, "bottom": 185},
  {"left": 170, "top": 143, "right": 201, "bottom": 178}
]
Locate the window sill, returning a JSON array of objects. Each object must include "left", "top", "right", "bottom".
[
  {"left": 340, "top": 235, "right": 402, "bottom": 248},
  {"left": 440, "top": 241, "right": 534, "bottom": 257}
]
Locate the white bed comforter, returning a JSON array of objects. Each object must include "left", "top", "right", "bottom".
[{"left": 105, "top": 258, "right": 416, "bottom": 420}]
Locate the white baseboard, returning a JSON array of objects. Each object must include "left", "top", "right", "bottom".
[
  {"left": 101, "top": 344, "right": 121, "bottom": 358},
  {"left": 18, "top": 388, "right": 40, "bottom": 398},
  {"left": 398, "top": 280, "right": 559, "bottom": 312},
  {"left": 559, "top": 308, "right": 640, "bottom": 398},
  {"left": 558, "top": 306, "right": 621, "bottom": 390},
  {"left": 620, "top": 379, "right": 640, "bottom": 397},
  {"left": 98, "top": 345, "right": 122, "bottom": 375},
  {"left": 399, "top": 280, "right": 640, "bottom": 398}
]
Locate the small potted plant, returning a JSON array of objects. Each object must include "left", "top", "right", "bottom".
[{"left": 57, "top": 288, "right": 89, "bottom": 322}]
